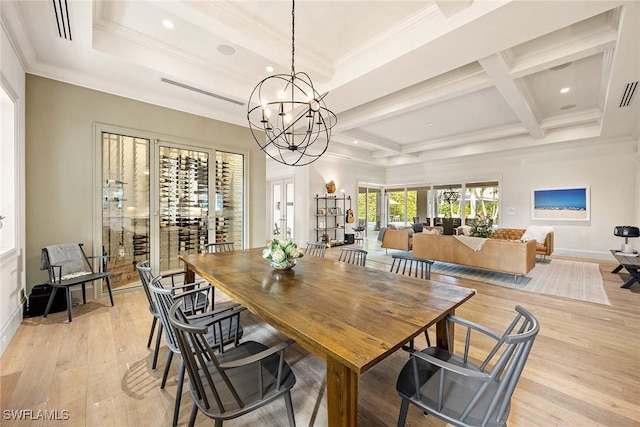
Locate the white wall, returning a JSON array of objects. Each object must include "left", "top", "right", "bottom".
[
  {"left": 385, "top": 138, "right": 639, "bottom": 260},
  {"left": 266, "top": 155, "right": 385, "bottom": 246},
  {"left": 0, "top": 18, "right": 26, "bottom": 355}
]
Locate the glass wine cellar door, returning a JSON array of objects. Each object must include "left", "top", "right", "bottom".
[
  {"left": 101, "top": 131, "right": 245, "bottom": 292},
  {"left": 157, "top": 146, "right": 244, "bottom": 273},
  {"left": 102, "top": 132, "right": 151, "bottom": 291}
]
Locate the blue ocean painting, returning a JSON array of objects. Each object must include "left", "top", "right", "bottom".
[{"left": 534, "top": 188, "right": 587, "bottom": 211}]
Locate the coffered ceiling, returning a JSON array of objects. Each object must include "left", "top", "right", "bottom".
[{"left": 4, "top": 0, "right": 639, "bottom": 166}]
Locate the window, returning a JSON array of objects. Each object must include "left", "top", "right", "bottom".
[{"left": 464, "top": 182, "right": 500, "bottom": 224}]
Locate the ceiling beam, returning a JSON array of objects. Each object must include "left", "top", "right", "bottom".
[{"left": 479, "top": 54, "right": 545, "bottom": 139}]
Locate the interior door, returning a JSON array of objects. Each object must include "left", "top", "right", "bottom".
[{"left": 269, "top": 178, "right": 294, "bottom": 241}]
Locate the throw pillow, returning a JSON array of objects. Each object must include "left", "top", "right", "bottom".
[
  {"left": 458, "top": 225, "right": 472, "bottom": 236},
  {"left": 521, "top": 225, "right": 553, "bottom": 244},
  {"left": 423, "top": 228, "right": 440, "bottom": 235}
]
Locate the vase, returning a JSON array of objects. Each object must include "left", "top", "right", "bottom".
[{"left": 271, "top": 259, "right": 296, "bottom": 270}]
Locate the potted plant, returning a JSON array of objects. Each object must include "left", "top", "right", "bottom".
[
  {"left": 469, "top": 213, "right": 494, "bottom": 238},
  {"left": 263, "top": 239, "right": 304, "bottom": 270}
]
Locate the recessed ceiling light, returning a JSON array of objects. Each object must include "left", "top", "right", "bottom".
[
  {"left": 427, "top": 122, "right": 435, "bottom": 126},
  {"left": 560, "top": 87, "right": 570, "bottom": 94},
  {"left": 162, "top": 19, "right": 174, "bottom": 29},
  {"left": 353, "top": 140, "right": 358, "bottom": 144},
  {"left": 217, "top": 44, "right": 236, "bottom": 56},
  {"left": 265, "top": 65, "right": 274, "bottom": 73}
]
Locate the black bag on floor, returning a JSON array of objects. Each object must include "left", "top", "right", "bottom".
[{"left": 26, "top": 284, "right": 67, "bottom": 317}]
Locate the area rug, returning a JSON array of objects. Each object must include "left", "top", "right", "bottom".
[{"left": 367, "top": 251, "right": 609, "bottom": 305}]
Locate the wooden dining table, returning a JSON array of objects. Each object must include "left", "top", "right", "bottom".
[{"left": 180, "top": 248, "right": 476, "bottom": 426}]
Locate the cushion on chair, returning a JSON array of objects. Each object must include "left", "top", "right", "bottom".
[{"left": 42, "top": 244, "right": 90, "bottom": 278}]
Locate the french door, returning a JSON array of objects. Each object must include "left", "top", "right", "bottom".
[{"left": 269, "top": 178, "right": 294, "bottom": 241}]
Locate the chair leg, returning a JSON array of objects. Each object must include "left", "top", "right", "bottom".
[
  {"left": 397, "top": 397, "right": 410, "bottom": 427},
  {"left": 147, "top": 317, "right": 157, "bottom": 348},
  {"left": 43, "top": 287, "right": 58, "bottom": 318},
  {"left": 152, "top": 324, "right": 163, "bottom": 370},
  {"left": 188, "top": 404, "right": 198, "bottom": 427},
  {"left": 66, "top": 286, "right": 73, "bottom": 322},
  {"left": 105, "top": 276, "right": 115, "bottom": 306},
  {"left": 81, "top": 284, "right": 87, "bottom": 304},
  {"left": 161, "top": 351, "right": 174, "bottom": 389},
  {"left": 172, "top": 359, "right": 185, "bottom": 427},
  {"left": 284, "top": 391, "right": 296, "bottom": 427}
]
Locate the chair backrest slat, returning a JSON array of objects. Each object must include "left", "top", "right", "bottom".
[
  {"left": 338, "top": 248, "right": 367, "bottom": 267},
  {"left": 148, "top": 276, "right": 181, "bottom": 353},
  {"left": 168, "top": 301, "right": 245, "bottom": 413},
  {"left": 205, "top": 242, "right": 235, "bottom": 253},
  {"left": 135, "top": 260, "right": 156, "bottom": 315},
  {"left": 390, "top": 255, "right": 433, "bottom": 280},
  {"left": 305, "top": 242, "right": 327, "bottom": 258}
]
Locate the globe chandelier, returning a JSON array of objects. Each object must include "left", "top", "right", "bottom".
[
  {"left": 247, "top": 0, "right": 337, "bottom": 166},
  {"left": 442, "top": 188, "right": 459, "bottom": 204}
]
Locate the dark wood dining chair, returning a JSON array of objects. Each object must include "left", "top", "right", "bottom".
[
  {"left": 168, "top": 300, "right": 297, "bottom": 427},
  {"left": 396, "top": 305, "right": 539, "bottom": 427},
  {"left": 136, "top": 260, "right": 214, "bottom": 370},
  {"left": 205, "top": 242, "right": 235, "bottom": 253},
  {"left": 40, "top": 243, "right": 114, "bottom": 322},
  {"left": 389, "top": 254, "right": 435, "bottom": 351},
  {"left": 149, "top": 276, "right": 244, "bottom": 427},
  {"left": 338, "top": 248, "right": 368, "bottom": 267},
  {"left": 390, "top": 254, "right": 434, "bottom": 280},
  {"left": 305, "top": 242, "right": 327, "bottom": 258}
]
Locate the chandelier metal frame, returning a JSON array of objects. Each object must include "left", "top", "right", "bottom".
[
  {"left": 247, "top": 0, "right": 337, "bottom": 166},
  {"left": 441, "top": 188, "right": 460, "bottom": 204}
]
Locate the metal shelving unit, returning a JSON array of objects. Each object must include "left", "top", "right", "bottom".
[{"left": 315, "top": 195, "right": 351, "bottom": 247}]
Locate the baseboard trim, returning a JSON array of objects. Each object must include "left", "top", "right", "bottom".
[{"left": 0, "top": 301, "right": 24, "bottom": 356}]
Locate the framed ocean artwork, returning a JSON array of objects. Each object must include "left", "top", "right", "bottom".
[{"left": 531, "top": 186, "right": 590, "bottom": 221}]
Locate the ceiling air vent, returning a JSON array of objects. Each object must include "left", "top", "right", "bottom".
[
  {"left": 619, "top": 81, "right": 638, "bottom": 108},
  {"left": 161, "top": 78, "right": 245, "bottom": 106},
  {"left": 52, "top": 0, "right": 72, "bottom": 41}
]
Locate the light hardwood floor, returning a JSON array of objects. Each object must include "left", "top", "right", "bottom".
[{"left": 1, "top": 243, "right": 639, "bottom": 426}]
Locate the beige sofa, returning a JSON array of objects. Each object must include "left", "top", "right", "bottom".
[
  {"left": 381, "top": 228, "right": 413, "bottom": 252},
  {"left": 413, "top": 233, "right": 537, "bottom": 277},
  {"left": 381, "top": 226, "right": 444, "bottom": 252},
  {"left": 490, "top": 228, "right": 554, "bottom": 258}
]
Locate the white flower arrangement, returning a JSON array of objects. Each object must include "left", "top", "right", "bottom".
[{"left": 263, "top": 239, "right": 304, "bottom": 268}]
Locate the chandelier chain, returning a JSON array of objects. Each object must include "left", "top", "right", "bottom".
[{"left": 291, "top": 0, "right": 295, "bottom": 75}]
